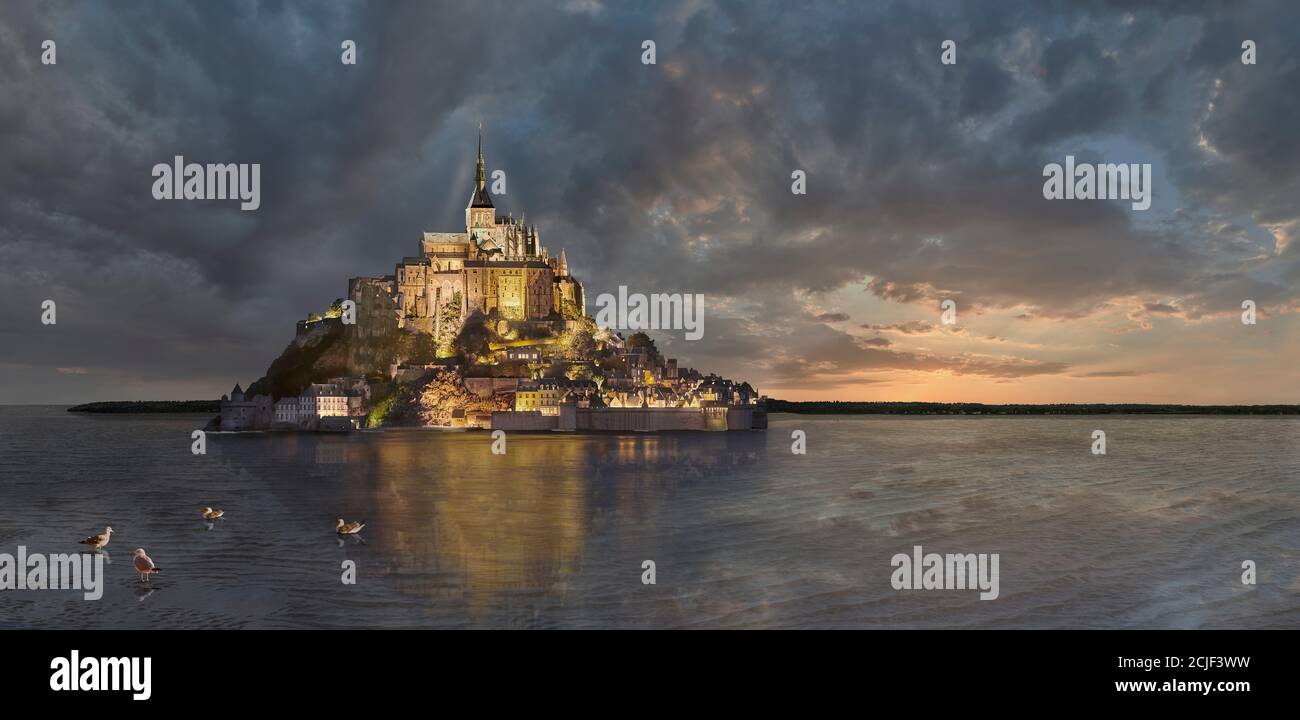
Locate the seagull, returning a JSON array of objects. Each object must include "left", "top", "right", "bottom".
[
  {"left": 200, "top": 507, "right": 225, "bottom": 520},
  {"left": 78, "top": 526, "right": 113, "bottom": 550},
  {"left": 335, "top": 518, "right": 366, "bottom": 535},
  {"left": 132, "top": 548, "right": 161, "bottom": 583}
]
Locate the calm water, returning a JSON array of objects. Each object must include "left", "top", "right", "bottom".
[{"left": 0, "top": 406, "right": 1296, "bottom": 629}]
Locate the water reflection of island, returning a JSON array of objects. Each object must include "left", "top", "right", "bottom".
[{"left": 216, "top": 430, "right": 766, "bottom": 613}]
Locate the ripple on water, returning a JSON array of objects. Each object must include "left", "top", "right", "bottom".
[{"left": 0, "top": 410, "right": 1297, "bottom": 628}]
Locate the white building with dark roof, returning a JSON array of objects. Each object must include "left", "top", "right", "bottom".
[{"left": 297, "top": 383, "right": 349, "bottom": 429}]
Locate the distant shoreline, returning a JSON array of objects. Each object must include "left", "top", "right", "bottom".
[
  {"left": 768, "top": 400, "right": 1300, "bottom": 415},
  {"left": 65, "top": 401, "right": 220, "bottom": 414}
]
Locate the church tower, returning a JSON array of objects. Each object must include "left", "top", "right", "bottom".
[{"left": 466, "top": 126, "right": 495, "bottom": 235}]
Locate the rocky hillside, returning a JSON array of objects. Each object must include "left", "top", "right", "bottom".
[
  {"left": 244, "top": 318, "right": 396, "bottom": 400},
  {"left": 236, "top": 310, "right": 570, "bottom": 426},
  {"left": 384, "top": 368, "right": 511, "bottom": 427}
]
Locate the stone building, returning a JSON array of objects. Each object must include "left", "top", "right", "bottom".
[
  {"left": 269, "top": 380, "right": 368, "bottom": 430},
  {"left": 220, "top": 384, "right": 273, "bottom": 430},
  {"left": 349, "top": 131, "right": 586, "bottom": 348},
  {"left": 274, "top": 397, "right": 298, "bottom": 426},
  {"left": 515, "top": 379, "right": 598, "bottom": 415}
]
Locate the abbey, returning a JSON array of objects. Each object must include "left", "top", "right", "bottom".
[{"left": 348, "top": 132, "right": 585, "bottom": 339}]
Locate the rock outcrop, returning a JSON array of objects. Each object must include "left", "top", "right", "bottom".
[
  {"left": 386, "top": 368, "right": 511, "bottom": 426},
  {"left": 245, "top": 319, "right": 368, "bottom": 400}
]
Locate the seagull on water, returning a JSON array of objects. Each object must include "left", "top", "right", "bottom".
[
  {"left": 201, "top": 507, "right": 225, "bottom": 520},
  {"left": 78, "top": 526, "right": 113, "bottom": 550},
  {"left": 335, "top": 518, "right": 366, "bottom": 535},
  {"left": 132, "top": 548, "right": 162, "bottom": 583}
]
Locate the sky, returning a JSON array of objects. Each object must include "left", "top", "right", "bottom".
[{"left": 1, "top": 0, "right": 1298, "bottom": 404}]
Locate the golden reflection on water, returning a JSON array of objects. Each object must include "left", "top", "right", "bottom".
[
  {"left": 251, "top": 429, "right": 766, "bottom": 615},
  {"left": 366, "top": 433, "right": 590, "bottom": 612},
  {"left": 410, "top": 436, "right": 579, "bottom": 610},
  {"left": 379, "top": 432, "right": 760, "bottom": 610}
]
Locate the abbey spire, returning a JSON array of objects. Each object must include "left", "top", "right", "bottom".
[
  {"left": 476, "top": 128, "right": 486, "bottom": 186},
  {"left": 466, "top": 125, "right": 495, "bottom": 233},
  {"left": 468, "top": 124, "right": 494, "bottom": 210}
]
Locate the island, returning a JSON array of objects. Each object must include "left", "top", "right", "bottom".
[{"left": 211, "top": 133, "right": 766, "bottom": 434}]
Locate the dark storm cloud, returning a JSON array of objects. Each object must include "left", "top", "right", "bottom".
[
  {"left": 0, "top": 0, "right": 1296, "bottom": 402},
  {"left": 863, "top": 321, "right": 941, "bottom": 335},
  {"left": 812, "top": 312, "right": 850, "bottom": 323},
  {"left": 1143, "top": 302, "right": 1180, "bottom": 315}
]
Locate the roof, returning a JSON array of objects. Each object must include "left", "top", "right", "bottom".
[
  {"left": 302, "top": 384, "right": 345, "bottom": 397},
  {"left": 463, "top": 259, "right": 551, "bottom": 269},
  {"left": 517, "top": 379, "right": 597, "bottom": 391},
  {"left": 422, "top": 232, "right": 467, "bottom": 244},
  {"left": 468, "top": 185, "right": 494, "bottom": 209}
]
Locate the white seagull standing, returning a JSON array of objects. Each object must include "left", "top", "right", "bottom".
[
  {"left": 132, "top": 548, "right": 162, "bottom": 583},
  {"left": 335, "top": 518, "right": 366, "bottom": 535},
  {"left": 78, "top": 526, "right": 113, "bottom": 550}
]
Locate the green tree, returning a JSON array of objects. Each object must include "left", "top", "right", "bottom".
[
  {"left": 404, "top": 332, "right": 439, "bottom": 364},
  {"left": 437, "top": 291, "right": 463, "bottom": 357},
  {"left": 560, "top": 297, "right": 583, "bottom": 320},
  {"left": 626, "top": 331, "right": 655, "bottom": 350},
  {"left": 454, "top": 314, "right": 493, "bottom": 363},
  {"left": 558, "top": 316, "right": 598, "bottom": 361},
  {"left": 566, "top": 362, "right": 596, "bottom": 381},
  {"left": 625, "top": 331, "right": 662, "bottom": 364}
]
